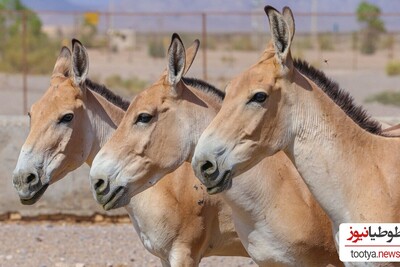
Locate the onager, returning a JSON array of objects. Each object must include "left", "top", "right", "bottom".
[
  {"left": 12, "top": 39, "right": 248, "bottom": 267},
  {"left": 90, "top": 33, "right": 341, "bottom": 266},
  {"left": 192, "top": 6, "right": 400, "bottom": 267}
]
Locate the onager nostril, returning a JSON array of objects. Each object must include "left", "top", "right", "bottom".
[
  {"left": 94, "top": 179, "right": 107, "bottom": 193},
  {"left": 201, "top": 161, "right": 216, "bottom": 176},
  {"left": 25, "top": 173, "right": 36, "bottom": 184}
]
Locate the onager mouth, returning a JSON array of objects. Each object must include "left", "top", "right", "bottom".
[
  {"left": 102, "top": 186, "right": 126, "bottom": 211},
  {"left": 206, "top": 170, "right": 232, "bottom": 195},
  {"left": 19, "top": 184, "right": 49, "bottom": 205}
]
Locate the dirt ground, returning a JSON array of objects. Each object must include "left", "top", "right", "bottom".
[{"left": 0, "top": 221, "right": 254, "bottom": 267}]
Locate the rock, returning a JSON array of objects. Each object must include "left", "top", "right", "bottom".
[
  {"left": 9, "top": 213, "right": 21, "bottom": 220},
  {"left": 117, "top": 217, "right": 130, "bottom": 223},
  {"left": 94, "top": 214, "right": 104, "bottom": 222}
]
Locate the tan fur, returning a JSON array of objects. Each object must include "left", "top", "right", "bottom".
[
  {"left": 90, "top": 34, "right": 341, "bottom": 266},
  {"left": 192, "top": 6, "right": 400, "bottom": 267},
  {"left": 382, "top": 123, "right": 400, "bottom": 136},
  {"left": 13, "top": 41, "right": 248, "bottom": 267}
]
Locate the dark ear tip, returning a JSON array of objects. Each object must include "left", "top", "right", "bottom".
[
  {"left": 264, "top": 5, "right": 279, "bottom": 15},
  {"left": 60, "top": 46, "right": 71, "bottom": 55},
  {"left": 194, "top": 39, "right": 200, "bottom": 47},
  {"left": 171, "top": 33, "right": 183, "bottom": 43},
  {"left": 72, "top": 38, "right": 83, "bottom": 48},
  {"left": 282, "top": 6, "right": 293, "bottom": 14}
]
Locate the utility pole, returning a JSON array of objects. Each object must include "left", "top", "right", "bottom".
[{"left": 311, "top": 0, "right": 320, "bottom": 63}]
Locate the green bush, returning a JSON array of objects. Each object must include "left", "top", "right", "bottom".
[
  {"left": 148, "top": 39, "right": 165, "bottom": 58},
  {"left": 105, "top": 74, "right": 148, "bottom": 95},
  {"left": 318, "top": 33, "right": 334, "bottom": 51},
  {"left": 0, "top": 1, "right": 60, "bottom": 74},
  {"left": 356, "top": 1, "right": 385, "bottom": 55},
  {"left": 365, "top": 91, "right": 400, "bottom": 106},
  {"left": 231, "top": 36, "right": 255, "bottom": 51},
  {"left": 293, "top": 37, "right": 313, "bottom": 50},
  {"left": 385, "top": 61, "right": 400, "bottom": 76}
]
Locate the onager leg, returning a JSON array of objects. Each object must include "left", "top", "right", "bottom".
[{"left": 168, "top": 245, "right": 199, "bottom": 267}]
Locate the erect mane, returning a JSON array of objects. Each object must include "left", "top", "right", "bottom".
[
  {"left": 293, "top": 59, "right": 382, "bottom": 135},
  {"left": 182, "top": 77, "right": 225, "bottom": 101},
  {"left": 84, "top": 79, "right": 130, "bottom": 111}
]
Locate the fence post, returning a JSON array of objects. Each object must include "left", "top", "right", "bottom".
[
  {"left": 22, "top": 11, "right": 28, "bottom": 115},
  {"left": 201, "top": 12, "right": 207, "bottom": 81}
]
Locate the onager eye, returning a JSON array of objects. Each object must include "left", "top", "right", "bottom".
[
  {"left": 135, "top": 113, "right": 153, "bottom": 124},
  {"left": 59, "top": 113, "right": 74, "bottom": 123},
  {"left": 250, "top": 92, "right": 268, "bottom": 103}
]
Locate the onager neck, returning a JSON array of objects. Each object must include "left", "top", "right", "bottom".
[
  {"left": 181, "top": 84, "right": 222, "bottom": 162},
  {"left": 85, "top": 89, "right": 126, "bottom": 165},
  {"left": 286, "top": 71, "right": 400, "bottom": 227}
]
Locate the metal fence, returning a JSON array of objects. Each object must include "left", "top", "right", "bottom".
[{"left": 0, "top": 10, "right": 400, "bottom": 115}]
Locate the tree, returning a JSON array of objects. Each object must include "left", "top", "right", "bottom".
[
  {"left": 356, "top": 1, "right": 385, "bottom": 54},
  {"left": 0, "top": 0, "right": 58, "bottom": 74}
]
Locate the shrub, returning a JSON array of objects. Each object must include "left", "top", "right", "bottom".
[
  {"left": 148, "top": 39, "right": 165, "bottom": 58},
  {"left": 365, "top": 91, "right": 400, "bottom": 106},
  {"left": 356, "top": 1, "right": 385, "bottom": 55},
  {"left": 318, "top": 33, "right": 334, "bottom": 51},
  {"left": 0, "top": 1, "right": 60, "bottom": 74},
  {"left": 231, "top": 36, "right": 255, "bottom": 51},
  {"left": 385, "top": 61, "right": 400, "bottom": 76},
  {"left": 105, "top": 74, "right": 148, "bottom": 95}
]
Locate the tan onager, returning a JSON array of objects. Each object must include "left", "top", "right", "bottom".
[
  {"left": 12, "top": 39, "right": 248, "bottom": 266},
  {"left": 192, "top": 6, "right": 400, "bottom": 267},
  {"left": 90, "top": 33, "right": 342, "bottom": 266}
]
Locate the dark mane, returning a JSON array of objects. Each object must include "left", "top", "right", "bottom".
[
  {"left": 293, "top": 58, "right": 382, "bottom": 135},
  {"left": 182, "top": 77, "right": 225, "bottom": 101},
  {"left": 84, "top": 79, "right": 130, "bottom": 111}
]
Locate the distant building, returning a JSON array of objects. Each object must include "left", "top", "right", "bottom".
[{"left": 108, "top": 29, "right": 136, "bottom": 52}]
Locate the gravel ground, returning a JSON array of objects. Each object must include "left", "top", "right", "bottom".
[{"left": 0, "top": 222, "right": 254, "bottom": 267}]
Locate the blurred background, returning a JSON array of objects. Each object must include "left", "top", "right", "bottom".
[
  {"left": 0, "top": 0, "right": 400, "bottom": 266},
  {"left": 0, "top": 0, "right": 399, "bottom": 116}
]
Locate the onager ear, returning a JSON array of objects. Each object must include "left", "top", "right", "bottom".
[
  {"left": 71, "top": 38, "right": 89, "bottom": 86},
  {"left": 282, "top": 6, "right": 295, "bottom": 42},
  {"left": 183, "top": 39, "right": 200, "bottom": 76},
  {"left": 167, "top": 33, "right": 186, "bottom": 87},
  {"left": 52, "top": 46, "right": 72, "bottom": 77},
  {"left": 264, "top": 6, "right": 292, "bottom": 65}
]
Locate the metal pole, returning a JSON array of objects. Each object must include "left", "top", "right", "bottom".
[
  {"left": 311, "top": 0, "right": 320, "bottom": 63},
  {"left": 22, "top": 11, "right": 28, "bottom": 115},
  {"left": 201, "top": 13, "right": 207, "bottom": 80}
]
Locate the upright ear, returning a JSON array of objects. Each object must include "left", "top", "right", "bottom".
[
  {"left": 167, "top": 33, "right": 186, "bottom": 87},
  {"left": 71, "top": 39, "right": 89, "bottom": 86},
  {"left": 52, "top": 46, "right": 71, "bottom": 77},
  {"left": 282, "top": 6, "right": 295, "bottom": 42},
  {"left": 183, "top": 39, "right": 200, "bottom": 76},
  {"left": 264, "top": 6, "right": 292, "bottom": 64}
]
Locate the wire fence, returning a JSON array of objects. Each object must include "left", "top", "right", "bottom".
[{"left": 0, "top": 10, "right": 400, "bottom": 114}]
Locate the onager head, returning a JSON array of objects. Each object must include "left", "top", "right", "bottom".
[
  {"left": 13, "top": 40, "right": 93, "bottom": 204},
  {"left": 192, "top": 6, "right": 298, "bottom": 194},
  {"left": 89, "top": 34, "right": 209, "bottom": 210}
]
